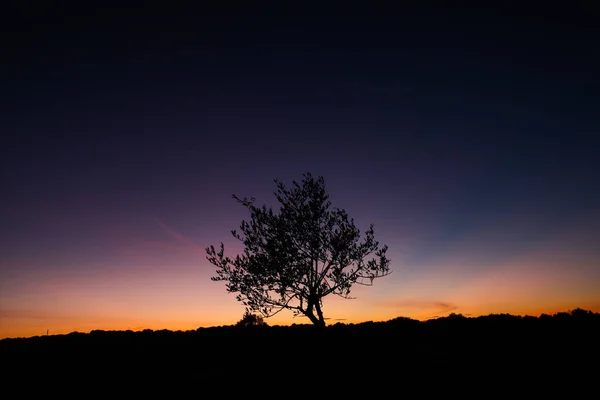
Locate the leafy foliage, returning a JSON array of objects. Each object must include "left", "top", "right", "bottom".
[{"left": 206, "top": 172, "right": 391, "bottom": 327}]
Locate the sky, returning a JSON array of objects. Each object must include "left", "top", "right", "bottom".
[{"left": 1, "top": 3, "right": 599, "bottom": 339}]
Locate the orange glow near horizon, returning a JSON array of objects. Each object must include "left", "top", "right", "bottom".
[{"left": 2, "top": 251, "right": 598, "bottom": 339}]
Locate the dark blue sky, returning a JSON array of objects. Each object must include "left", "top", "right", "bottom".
[{"left": 1, "top": 3, "right": 599, "bottom": 337}]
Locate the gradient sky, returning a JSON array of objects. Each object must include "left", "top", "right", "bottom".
[{"left": 2, "top": 3, "right": 599, "bottom": 339}]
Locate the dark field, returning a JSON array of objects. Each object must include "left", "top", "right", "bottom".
[{"left": 2, "top": 309, "right": 598, "bottom": 393}]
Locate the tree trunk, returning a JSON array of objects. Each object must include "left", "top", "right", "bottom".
[
  {"left": 305, "top": 296, "right": 326, "bottom": 328},
  {"left": 315, "top": 298, "right": 325, "bottom": 327},
  {"left": 305, "top": 312, "right": 324, "bottom": 327}
]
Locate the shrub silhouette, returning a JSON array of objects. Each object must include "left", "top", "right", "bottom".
[{"left": 235, "top": 311, "right": 268, "bottom": 327}]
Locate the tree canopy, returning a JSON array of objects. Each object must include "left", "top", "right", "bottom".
[{"left": 206, "top": 172, "right": 391, "bottom": 328}]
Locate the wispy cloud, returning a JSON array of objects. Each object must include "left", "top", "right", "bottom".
[
  {"left": 125, "top": 238, "right": 187, "bottom": 253},
  {"left": 395, "top": 300, "right": 457, "bottom": 312},
  {"left": 155, "top": 218, "right": 205, "bottom": 254},
  {"left": 0, "top": 307, "right": 64, "bottom": 321},
  {"left": 381, "top": 299, "right": 459, "bottom": 320}
]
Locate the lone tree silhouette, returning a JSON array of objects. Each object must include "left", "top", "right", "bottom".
[{"left": 206, "top": 172, "right": 391, "bottom": 328}]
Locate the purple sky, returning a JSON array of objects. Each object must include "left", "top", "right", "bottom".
[{"left": 1, "top": 3, "right": 599, "bottom": 338}]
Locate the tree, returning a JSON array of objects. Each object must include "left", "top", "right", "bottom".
[{"left": 206, "top": 172, "right": 391, "bottom": 328}]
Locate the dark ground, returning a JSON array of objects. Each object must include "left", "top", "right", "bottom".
[{"left": 2, "top": 309, "right": 598, "bottom": 394}]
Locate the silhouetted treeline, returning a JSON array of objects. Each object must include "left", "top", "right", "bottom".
[
  {"left": 2, "top": 308, "right": 598, "bottom": 360},
  {"left": 2, "top": 308, "right": 598, "bottom": 391}
]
